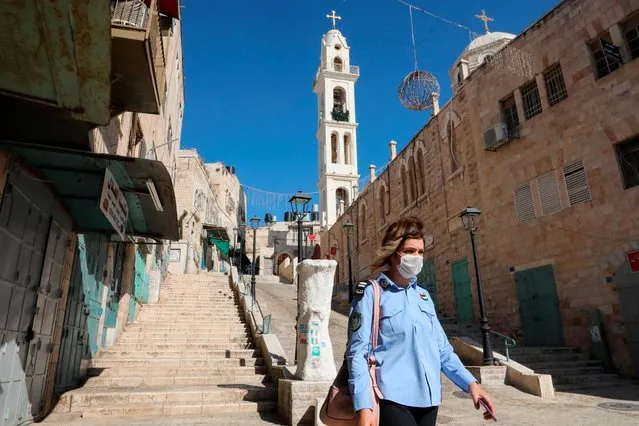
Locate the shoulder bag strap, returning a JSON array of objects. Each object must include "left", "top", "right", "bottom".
[{"left": 369, "top": 279, "right": 381, "bottom": 350}]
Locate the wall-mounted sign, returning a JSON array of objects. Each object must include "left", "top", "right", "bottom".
[
  {"left": 627, "top": 250, "right": 639, "bottom": 273},
  {"left": 601, "top": 39, "right": 622, "bottom": 64},
  {"left": 99, "top": 168, "right": 128, "bottom": 240},
  {"left": 169, "top": 248, "right": 181, "bottom": 262}
]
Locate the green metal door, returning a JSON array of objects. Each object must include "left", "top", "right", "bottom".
[
  {"left": 417, "top": 258, "right": 437, "bottom": 307},
  {"left": 77, "top": 234, "right": 108, "bottom": 356},
  {"left": 452, "top": 259, "right": 473, "bottom": 322},
  {"left": 55, "top": 242, "right": 89, "bottom": 393},
  {"left": 129, "top": 249, "right": 149, "bottom": 322},
  {"left": 515, "top": 265, "right": 564, "bottom": 346},
  {"left": 102, "top": 242, "right": 124, "bottom": 348}
]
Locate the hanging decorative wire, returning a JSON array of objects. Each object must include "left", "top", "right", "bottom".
[{"left": 398, "top": 4, "right": 441, "bottom": 112}]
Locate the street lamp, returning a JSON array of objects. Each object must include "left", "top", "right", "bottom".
[
  {"left": 343, "top": 220, "right": 355, "bottom": 303},
  {"left": 459, "top": 207, "right": 494, "bottom": 365},
  {"left": 288, "top": 191, "right": 312, "bottom": 365},
  {"left": 249, "top": 216, "right": 260, "bottom": 306}
]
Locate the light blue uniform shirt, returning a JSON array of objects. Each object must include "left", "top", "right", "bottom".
[{"left": 347, "top": 273, "right": 477, "bottom": 411}]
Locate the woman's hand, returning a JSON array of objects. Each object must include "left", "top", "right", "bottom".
[
  {"left": 469, "top": 382, "right": 496, "bottom": 421},
  {"left": 356, "top": 408, "right": 375, "bottom": 426}
]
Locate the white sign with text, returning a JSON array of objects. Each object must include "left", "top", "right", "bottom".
[{"left": 100, "top": 168, "right": 129, "bottom": 240}]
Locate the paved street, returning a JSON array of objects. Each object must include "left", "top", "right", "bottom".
[{"left": 256, "top": 278, "right": 639, "bottom": 426}]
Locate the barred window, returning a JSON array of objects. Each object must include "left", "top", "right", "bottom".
[
  {"left": 501, "top": 95, "right": 519, "bottom": 136},
  {"left": 616, "top": 135, "right": 639, "bottom": 189},
  {"left": 520, "top": 80, "right": 543, "bottom": 120},
  {"left": 589, "top": 38, "right": 621, "bottom": 79},
  {"left": 543, "top": 64, "right": 568, "bottom": 106}
]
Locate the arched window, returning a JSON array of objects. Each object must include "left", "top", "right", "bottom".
[
  {"left": 359, "top": 203, "right": 367, "bottom": 242},
  {"left": 334, "top": 57, "right": 343, "bottom": 72},
  {"left": 379, "top": 186, "right": 386, "bottom": 223},
  {"left": 401, "top": 165, "right": 409, "bottom": 207},
  {"left": 407, "top": 166, "right": 415, "bottom": 202},
  {"left": 416, "top": 149, "right": 425, "bottom": 195},
  {"left": 336, "top": 188, "right": 349, "bottom": 216},
  {"left": 331, "top": 133, "right": 338, "bottom": 163},
  {"left": 333, "top": 87, "right": 346, "bottom": 112},
  {"left": 344, "top": 134, "right": 351, "bottom": 165},
  {"left": 447, "top": 121, "right": 459, "bottom": 170}
]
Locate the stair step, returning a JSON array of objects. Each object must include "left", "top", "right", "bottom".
[
  {"left": 508, "top": 347, "right": 580, "bottom": 356},
  {"left": 92, "top": 358, "right": 265, "bottom": 369},
  {"left": 534, "top": 366, "right": 605, "bottom": 377},
  {"left": 118, "top": 336, "right": 251, "bottom": 343},
  {"left": 86, "top": 373, "right": 269, "bottom": 387},
  {"left": 554, "top": 379, "right": 634, "bottom": 392},
  {"left": 88, "top": 361, "right": 265, "bottom": 377},
  {"left": 526, "top": 360, "right": 604, "bottom": 370},
  {"left": 511, "top": 353, "right": 588, "bottom": 364},
  {"left": 98, "top": 347, "right": 255, "bottom": 358},
  {"left": 113, "top": 342, "right": 252, "bottom": 350},
  {"left": 57, "top": 385, "right": 277, "bottom": 414},
  {"left": 556, "top": 373, "right": 620, "bottom": 385}
]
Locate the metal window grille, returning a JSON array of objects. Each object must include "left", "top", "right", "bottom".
[
  {"left": 520, "top": 80, "right": 543, "bottom": 120},
  {"left": 563, "top": 161, "right": 591, "bottom": 206},
  {"left": 544, "top": 64, "right": 568, "bottom": 106},
  {"left": 514, "top": 182, "right": 536, "bottom": 223},
  {"left": 625, "top": 26, "right": 639, "bottom": 60},
  {"left": 111, "top": 0, "right": 148, "bottom": 29},
  {"left": 501, "top": 95, "right": 520, "bottom": 137},
  {"left": 537, "top": 171, "right": 562, "bottom": 215},
  {"left": 616, "top": 136, "right": 639, "bottom": 189},
  {"left": 590, "top": 40, "right": 621, "bottom": 79}
]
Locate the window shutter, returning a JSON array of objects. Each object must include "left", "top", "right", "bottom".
[
  {"left": 514, "top": 182, "right": 536, "bottom": 223},
  {"left": 537, "top": 171, "right": 562, "bottom": 215},
  {"left": 563, "top": 161, "right": 591, "bottom": 206}
]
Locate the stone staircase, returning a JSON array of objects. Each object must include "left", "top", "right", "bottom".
[
  {"left": 49, "top": 273, "right": 278, "bottom": 422},
  {"left": 440, "top": 316, "right": 631, "bottom": 392}
]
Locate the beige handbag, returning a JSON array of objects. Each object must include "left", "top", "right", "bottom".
[{"left": 319, "top": 280, "right": 383, "bottom": 425}]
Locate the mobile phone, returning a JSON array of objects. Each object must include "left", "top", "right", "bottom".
[{"left": 479, "top": 398, "right": 497, "bottom": 422}]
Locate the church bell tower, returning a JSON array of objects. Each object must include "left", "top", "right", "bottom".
[{"left": 313, "top": 10, "right": 360, "bottom": 229}]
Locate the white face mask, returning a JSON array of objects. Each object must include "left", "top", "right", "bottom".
[{"left": 397, "top": 254, "right": 424, "bottom": 279}]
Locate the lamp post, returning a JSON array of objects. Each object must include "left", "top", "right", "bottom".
[
  {"left": 459, "top": 207, "right": 494, "bottom": 366},
  {"left": 249, "top": 216, "right": 260, "bottom": 306},
  {"left": 343, "top": 220, "right": 355, "bottom": 303},
  {"left": 289, "top": 191, "right": 312, "bottom": 364}
]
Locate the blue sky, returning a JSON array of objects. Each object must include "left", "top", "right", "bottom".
[{"left": 180, "top": 0, "right": 561, "bottom": 222}]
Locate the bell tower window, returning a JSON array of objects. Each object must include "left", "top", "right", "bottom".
[
  {"left": 331, "top": 133, "right": 338, "bottom": 163},
  {"left": 334, "top": 57, "right": 343, "bottom": 72},
  {"left": 331, "top": 87, "right": 349, "bottom": 122},
  {"left": 344, "top": 134, "right": 351, "bottom": 165}
]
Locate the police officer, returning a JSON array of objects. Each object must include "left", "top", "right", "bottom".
[{"left": 347, "top": 217, "right": 496, "bottom": 426}]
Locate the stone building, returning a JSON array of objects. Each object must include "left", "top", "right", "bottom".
[
  {"left": 322, "top": 0, "right": 639, "bottom": 377},
  {"left": 0, "top": 1, "right": 184, "bottom": 424},
  {"left": 168, "top": 152, "right": 247, "bottom": 275}
]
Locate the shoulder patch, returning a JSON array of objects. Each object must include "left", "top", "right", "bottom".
[
  {"left": 349, "top": 312, "right": 362, "bottom": 332},
  {"left": 354, "top": 281, "right": 371, "bottom": 296}
]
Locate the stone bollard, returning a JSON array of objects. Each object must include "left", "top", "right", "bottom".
[
  {"left": 279, "top": 259, "right": 338, "bottom": 425},
  {"left": 295, "top": 259, "right": 337, "bottom": 381}
]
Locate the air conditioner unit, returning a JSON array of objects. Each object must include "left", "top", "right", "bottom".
[
  {"left": 112, "top": 0, "right": 148, "bottom": 29},
  {"left": 483, "top": 122, "right": 509, "bottom": 151}
]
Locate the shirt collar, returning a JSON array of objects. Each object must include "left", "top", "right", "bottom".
[{"left": 377, "top": 272, "right": 417, "bottom": 290}]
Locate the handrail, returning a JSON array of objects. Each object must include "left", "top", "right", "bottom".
[
  {"left": 239, "top": 275, "right": 271, "bottom": 334},
  {"left": 489, "top": 330, "right": 516, "bottom": 362}
]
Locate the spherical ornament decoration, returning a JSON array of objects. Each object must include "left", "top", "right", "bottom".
[{"left": 398, "top": 70, "right": 441, "bottom": 112}]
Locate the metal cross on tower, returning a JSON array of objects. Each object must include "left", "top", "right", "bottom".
[
  {"left": 326, "top": 10, "right": 342, "bottom": 29},
  {"left": 475, "top": 9, "right": 494, "bottom": 34}
]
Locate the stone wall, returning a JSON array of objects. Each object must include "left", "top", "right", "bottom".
[{"left": 322, "top": 0, "right": 639, "bottom": 375}]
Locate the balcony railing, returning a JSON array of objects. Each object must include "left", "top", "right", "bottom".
[
  {"left": 110, "top": 0, "right": 166, "bottom": 114},
  {"left": 331, "top": 109, "right": 350, "bottom": 122},
  {"left": 320, "top": 60, "right": 360, "bottom": 75}
]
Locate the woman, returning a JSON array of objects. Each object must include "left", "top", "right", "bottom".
[{"left": 347, "top": 217, "right": 496, "bottom": 426}]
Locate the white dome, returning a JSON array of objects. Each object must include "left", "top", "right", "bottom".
[
  {"left": 324, "top": 29, "right": 344, "bottom": 47},
  {"left": 466, "top": 32, "right": 515, "bottom": 51}
]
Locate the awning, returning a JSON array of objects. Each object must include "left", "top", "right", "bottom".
[
  {"left": 0, "top": 141, "right": 179, "bottom": 241},
  {"left": 210, "top": 238, "right": 229, "bottom": 257}
]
